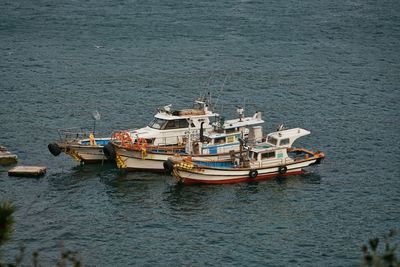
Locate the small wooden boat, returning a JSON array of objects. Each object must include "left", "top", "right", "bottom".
[
  {"left": 169, "top": 127, "right": 325, "bottom": 185},
  {"left": 48, "top": 128, "right": 111, "bottom": 164}
]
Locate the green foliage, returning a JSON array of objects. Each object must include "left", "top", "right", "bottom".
[
  {"left": 0, "top": 201, "right": 15, "bottom": 248},
  {"left": 0, "top": 201, "right": 82, "bottom": 266},
  {"left": 361, "top": 230, "right": 399, "bottom": 267}
]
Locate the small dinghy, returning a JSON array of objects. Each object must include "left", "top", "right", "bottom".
[
  {"left": 48, "top": 111, "right": 111, "bottom": 164},
  {"left": 48, "top": 128, "right": 111, "bottom": 164}
]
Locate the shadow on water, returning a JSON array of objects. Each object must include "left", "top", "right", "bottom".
[
  {"left": 162, "top": 182, "right": 226, "bottom": 213},
  {"left": 274, "top": 172, "right": 322, "bottom": 187},
  {"left": 47, "top": 162, "right": 117, "bottom": 190},
  {"left": 164, "top": 171, "right": 323, "bottom": 204}
]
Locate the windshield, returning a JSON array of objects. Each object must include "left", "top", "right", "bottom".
[
  {"left": 267, "top": 136, "right": 277, "bottom": 146},
  {"left": 148, "top": 118, "right": 167, "bottom": 129}
]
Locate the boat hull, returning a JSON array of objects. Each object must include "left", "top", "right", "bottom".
[
  {"left": 52, "top": 138, "right": 111, "bottom": 164},
  {"left": 114, "top": 146, "right": 233, "bottom": 172},
  {"left": 173, "top": 158, "right": 318, "bottom": 185},
  {"left": 62, "top": 144, "right": 109, "bottom": 163}
]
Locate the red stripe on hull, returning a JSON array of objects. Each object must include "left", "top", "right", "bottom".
[
  {"left": 181, "top": 170, "right": 305, "bottom": 185},
  {"left": 124, "top": 167, "right": 166, "bottom": 173},
  {"left": 81, "top": 159, "right": 112, "bottom": 164}
]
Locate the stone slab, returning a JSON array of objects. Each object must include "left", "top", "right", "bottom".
[
  {"left": 8, "top": 166, "right": 47, "bottom": 177},
  {"left": 0, "top": 147, "right": 18, "bottom": 166}
]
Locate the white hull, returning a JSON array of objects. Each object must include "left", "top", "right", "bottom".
[
  {"left": 114, "top": 147, "right": 232, "bottom": 171},
  {"left": 173, "top": 159, "right": 319, "bottom": 184}
]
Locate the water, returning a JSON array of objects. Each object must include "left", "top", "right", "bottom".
[{"left": 1, "top": 0, "right": 399, "bottom": 266}]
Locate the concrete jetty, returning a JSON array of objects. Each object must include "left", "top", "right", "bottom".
[{"left": 0, "top": 146, "right": 18, "bottom": 166}]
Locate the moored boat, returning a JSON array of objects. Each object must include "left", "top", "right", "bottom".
[
  {"left": 48, "top": 128, "right": 111, "bottom": 164},
  {"left": 109, "top": 107, "right": 264, "bottom": 172},
  {"left": 169, "top": 127, "right": 325, "bottom": 185}
]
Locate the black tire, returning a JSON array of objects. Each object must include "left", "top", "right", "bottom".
[
  {"left": 278, "top": 166, "right": 287, "bottom": 174},
  {"left": 249, "top": 170, "right": 258, "bottom": 178},
  {"left": 48, "top": 143, "right": 61, "bottom": 156},
  {"left": 103, "top": 143, "right": 115, "bottom": 160},
  {"left": 163, "top": 159, "right": 174, "bottom": 175}
]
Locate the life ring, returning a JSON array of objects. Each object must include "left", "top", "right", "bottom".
[
  {"left": 120, "top": 132, "right": 132, "bottom": 147},
  {"left": 278, "top": 166, "right": 287, "bottom": 174},
  {"left": 249, "top": 170, "right": 258, "bottom": 179},
  {"left": 113, "top": 132, "right": 121, "bottom": 140},
  {"left": 136, "top": 138, "right": 148, "bottom": 150}
]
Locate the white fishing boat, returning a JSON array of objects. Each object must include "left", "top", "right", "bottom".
[
  {"left": 169, "top": 127, "right": 325, "bottom": 185},
  {"left": 49, "top": 98, "right": 215, "bottom": 164},
  {"left": 109, "top": 107, "right": 265, "bottom": 172}
]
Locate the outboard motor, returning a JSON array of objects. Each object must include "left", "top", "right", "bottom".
[{"left": 48, "top": 143, "right": 61, "bottom": 156}]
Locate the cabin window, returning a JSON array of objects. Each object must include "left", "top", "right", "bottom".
[
  {"left": 149, "top": 118, "right": 167, "bottom": 129},
  {"left": 214, "top": 137, "right": 225, "bottom": 144},
  {"left": 280, "top": 138, "right": 290, "bottom": 146},
  {"left": 164, "top": 120, "right": 177, "bottom": 129},
  {"left": 164, "top": 119, "right": 190, "bottom": 129},
  {"left": 267, "top": 136, "right": 277, "bottom": 145},
  {"left": 226, "top": 136, "right": 235, "bottom": 143},
  {"left": 261, "top": 151, "right": 275, "bottom": 159},
  {"left": 251, "top": 152, "right": 259, "bottom": 160}
]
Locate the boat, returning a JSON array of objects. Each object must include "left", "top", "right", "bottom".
[
  {"left": 168, "top": 127, "right": 325, "bottom": 185},
  {"left": 48, "top": 127, "right": 111, "bottom": 164},
  {"left": 108, "top": 106, "right": 265, "bottom": 172},
  {"left": 48, "top": 97, "right": 215, "bottom": 164}
]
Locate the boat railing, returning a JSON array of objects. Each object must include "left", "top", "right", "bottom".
[
  {"left": 57, "top": 127, "right": 91, "bottom": 142},
  {"left": 149, "top": 136, "right": 186, "bottom": 153},
  {"left": 110, "top": 131, "right": 185, "bottom": 153}
]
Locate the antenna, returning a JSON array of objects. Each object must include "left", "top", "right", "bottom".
[
  {"left": 90, "top": 110, "right": 101, "bottom": 135},
  {"left": 213, "top": 73, "right": 230, "bottom": 112}
]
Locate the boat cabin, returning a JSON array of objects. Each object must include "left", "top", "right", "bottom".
[
  {"left": 247, "top": 144, "right": 290, "bottom": 168},
  {"left": 190, "top": 131, "right": 242, "bottom": 155}
]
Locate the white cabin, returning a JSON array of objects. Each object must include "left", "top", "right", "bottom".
[{"left": 265, "top": 128, "right": 310, "bottom": 148}]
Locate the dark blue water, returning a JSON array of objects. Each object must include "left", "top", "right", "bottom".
[{"left": 1, "top": 0, "right": 399, "bottom": 266}]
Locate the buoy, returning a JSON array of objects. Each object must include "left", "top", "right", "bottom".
[
  {"left": 103, "top": 143, "right": 115, "bottom": 160},
  {"left": 48, "top": 143, "right": 61, "bottom": 156},
  {"left": 249, "top": 170, "right": 258, "bottom": 178},
  {"left": 163, "top": 160, "right": 174, "bottom": 175},
  {"left": 278, "top": 166, "right": 287, "bottom": 174}
]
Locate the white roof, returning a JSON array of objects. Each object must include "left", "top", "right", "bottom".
[
  {"left": 222, "top": 117, "right": 264, "bottom": 129},
  {"left": 154, "top": 111, "right": 217, "bottom": 120},
  {"left": 266, "top": 127, "right": 310, "bottom": 147},
  {"left": 204, "top": 131, "right": 240, "bottom": 139}
]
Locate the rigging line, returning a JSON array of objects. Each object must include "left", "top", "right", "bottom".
[{"left": 213, "top": 73, "right": 230, "bottom": 113}]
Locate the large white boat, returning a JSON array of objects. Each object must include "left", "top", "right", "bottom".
[
  {"left": 169, "top": 127, "right": 325, "bottom": 185},
  {"left": 48, "top": 98, "right": 216, "bottom": 164},
  {"left": 109, "top": 108, "right": 265, "bottom": 172}
]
